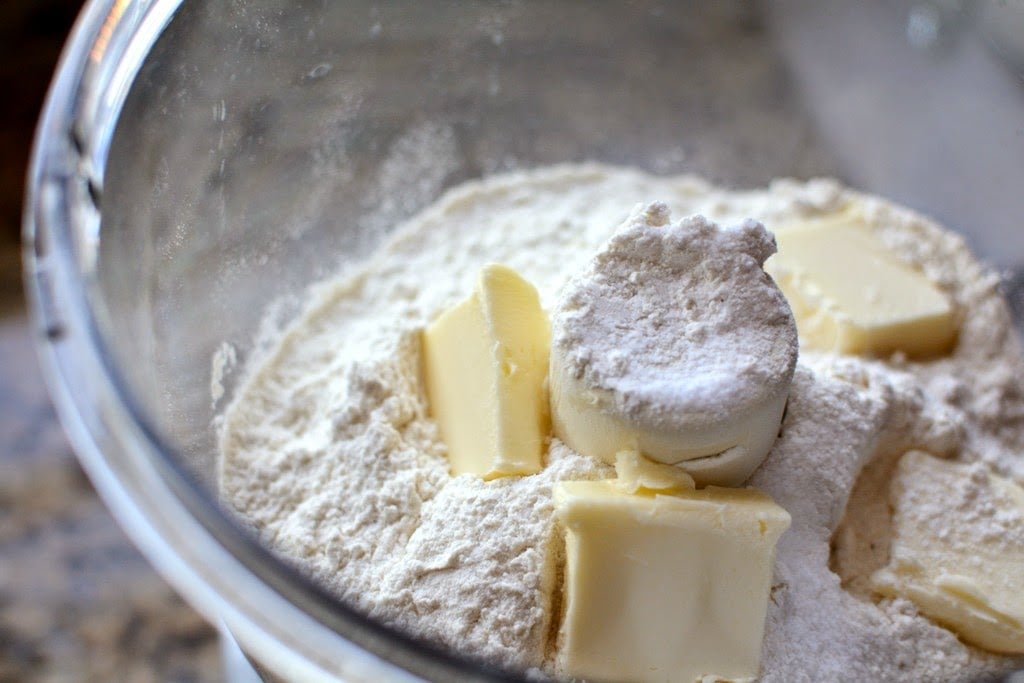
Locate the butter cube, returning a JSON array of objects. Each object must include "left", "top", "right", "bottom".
[
  {"left": 422, "top": 264, "right": 551, "bottom": 479},
  {"left": 553, "top": 480, "right": 791, "bottom": 683},
  {"left": 871, "top": 451, "right": 1024, "bottom": 654},
  {"left": 766, "top": 212, "right": 956, "bottom": 357},
  {"left": 613, "top": 450, "right": 696, "bottom": 494}
]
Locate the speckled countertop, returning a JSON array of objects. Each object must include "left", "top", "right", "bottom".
[
  {"left": 0, "top": 246, "right": 222, "bottom": 682},
  {"left": 0, "top": 2, "right": 222, "bottom": 680}
]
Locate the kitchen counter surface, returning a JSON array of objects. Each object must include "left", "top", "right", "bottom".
[{"left": 0, "top": 243, "right": 222, "bottom": 681}]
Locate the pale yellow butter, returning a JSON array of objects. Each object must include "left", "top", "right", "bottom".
[
  {"left": 766, "top": 212, "right": 956, "bottom": 357},
  {"left": 553, "top": 479, "right": 791, "bottom": 683},
  {"left": 613, "top": 450, "right": 696, "bottom": 494},
  {"left": 871, "top": 451, "right": 1024, "bottom": 654},
  {"left": 422, "top": 264, "right": 550, "bottom": 479}
]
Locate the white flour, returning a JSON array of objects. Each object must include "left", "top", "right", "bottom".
[
  {"left": 551, "top": 206, "right": 796, "bottom": 440},
  {"left": 220, "top": 164, "right": 1024, "bottom": 680}
]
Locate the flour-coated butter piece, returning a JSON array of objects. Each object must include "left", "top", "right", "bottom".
[
  {"left": 422, "top": 263, "right": 550, "bottom": 478},
  {"left": 613, "top": 449, "right": 696, "bottom": 494},
  {"left": 766, "top": 211, "right": 956, "bottom": 358},
  {"left": 549, "top": 204, "right": 798, "bottom": 487},
  {"left": 553, "top": 479, "right": 791, "bottom": 683},
  {"left": 871, "top": 451, "right": 1024, "bottom": 654}
]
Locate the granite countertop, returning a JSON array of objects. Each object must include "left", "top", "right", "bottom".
[{"left": 0, "top": 243, "right": 223, "bottom": 682}]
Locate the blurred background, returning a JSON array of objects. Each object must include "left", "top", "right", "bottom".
[{"left": 0, "top": 1, "right": 221, "bottom": 680}]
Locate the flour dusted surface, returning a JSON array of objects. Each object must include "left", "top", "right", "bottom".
[
  {"left": 220, "top": 165, "right": 1024, "bottom": 680},
  {"left": 552, "top": 207, "right": 796, "bottom": 432}
]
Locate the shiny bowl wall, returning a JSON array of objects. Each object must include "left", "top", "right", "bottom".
[{"left": 24, "top": 1, "right": 1024, "bottom": 681}]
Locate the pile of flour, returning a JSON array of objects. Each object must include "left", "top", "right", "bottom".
[
  {"left": 551, "top": 207, "right": 796, "bottom": 443},
  {"left": 219, "top": 164, "right": 1024, "bottom": 680}
]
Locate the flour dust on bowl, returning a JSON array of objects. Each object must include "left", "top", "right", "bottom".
[{"left": 23, "top": 1, "right": 1024, "bottom": 682}]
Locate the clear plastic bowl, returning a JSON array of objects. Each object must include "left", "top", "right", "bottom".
[{"left": 23, "top": 1, "right": 1024, "bottom": 681}]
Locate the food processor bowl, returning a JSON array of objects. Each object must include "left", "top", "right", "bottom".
[{"left": 23, "top": 1, "right": 1024, "bottom": 681}]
